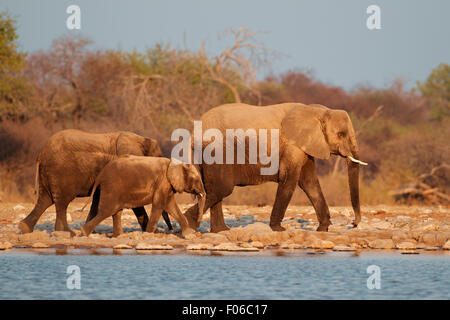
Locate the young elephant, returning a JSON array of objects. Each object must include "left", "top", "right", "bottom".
[
  {"left": 81, "top": 156, "right": 206, "bottom": 237},
  {"left": 19, "top": 129, "right": 172, "bottom": 236}
]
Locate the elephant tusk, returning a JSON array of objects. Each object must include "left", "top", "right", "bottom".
[{"left": 348, "top": 156, "right": 368, "bottom": 166}]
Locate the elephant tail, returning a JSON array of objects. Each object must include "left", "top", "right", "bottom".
[
  {"left": 33, "top": 162, "right": 39, "bottom": 200},
  {"left": 84, "top": 181, "right": 101, "bottom": 222},
  {"left": 79, "top": 175, "right": 101, "bottom": 213}
]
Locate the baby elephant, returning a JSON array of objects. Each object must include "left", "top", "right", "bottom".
[{"left": 80, "top": 156, "right": 206, "bottom": 237}]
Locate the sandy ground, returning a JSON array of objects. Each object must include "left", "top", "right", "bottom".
[{"left": 1, "top": 200, "right": 450, "bottom": 254}]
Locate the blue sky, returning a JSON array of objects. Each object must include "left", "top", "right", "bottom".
[{"left": 2, "top": 0, "right": 449, "bottom": 90}]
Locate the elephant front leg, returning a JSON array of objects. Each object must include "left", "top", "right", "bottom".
[
  {"left": 270, "top": 178, "right": 298, "bottom": 232},
  {"left": 164, "top": 198, "right": 195, "bottom": 237},
  {"left": 298, "top": 158, "right": 331, "bottom": 231},
  {"left": 146, "top": 206, "right": 163, "bottom": 233},
  {"left": 112, "top": 210, "right": 123, "bottom": 237},
  {"left": 55, "top": 200, "right": 75, "bottom": 236},
  {"left": 210, "top": 201, "right": 229, "bottom": 233}
]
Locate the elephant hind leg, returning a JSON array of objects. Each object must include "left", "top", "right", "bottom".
[
  {"left": 112, "top": 210, "right": 123, "bottom": 237},
  {"left": 161, "top": 211, "right": 173, "bottom": 230},
  {"left": 132, "top": 207, "right": 149, "bottom": 231},
  {"left": 19, "top": 189, "right": 53, "bottom": 234},
  {"left": 54, "top": 198, "right": 74, "bottom": 235}
]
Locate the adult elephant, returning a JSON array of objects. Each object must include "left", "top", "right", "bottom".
[
  {"left": 183, "top": 103, "right": 366, "bottom": 232},
  {"left": 19, "top": 129, "right": 172, "bottom": 236}
]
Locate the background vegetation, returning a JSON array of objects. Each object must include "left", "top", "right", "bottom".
[{"left": 0, "top": 13, "right": 448, "bottom": 205}]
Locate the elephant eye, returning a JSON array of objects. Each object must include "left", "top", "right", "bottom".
[{"left": 338, "top": 132, "right": 346, "bottom": 138}]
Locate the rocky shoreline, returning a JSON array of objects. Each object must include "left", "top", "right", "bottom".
[{"left": 1, "top": 202, "right": 450, "bottom": 254}]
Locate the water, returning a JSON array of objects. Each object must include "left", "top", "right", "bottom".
[{"left": 0, "top": 250, "right": 448, "bottom": 299}]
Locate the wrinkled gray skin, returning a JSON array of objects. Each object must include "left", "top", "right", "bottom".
[
  {"left": 19, "top": 129, "right": 172, "bottom": 236},
  {"left": 81, "top": 156, "right": 206, "bottom": 237},
  {"left": 184, "top": 103, "right": 362, "bottom": 232}
]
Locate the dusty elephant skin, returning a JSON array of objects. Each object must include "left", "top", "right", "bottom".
[
  {"left": 184, "top": 103, "right": 363, "bottom": 233},
  {"left": 81, "top": 156, "right": 206, "bottom": 238},
  {"left": 18, "top": 129, "right": 172, "bottom": 236}
]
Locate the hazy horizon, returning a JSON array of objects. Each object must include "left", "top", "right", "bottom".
[{"left": 2, "top": 0, "right": 449, "bottom": 90}]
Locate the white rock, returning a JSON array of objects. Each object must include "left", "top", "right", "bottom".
[
  {"left": 341, "top": 209, "right": 352, "bottom": 218},
  {"left": 421, "top": 223, "right": 439, "bottom": 232},
  {"left": 13, "top": 204, "right": 25, "bottom": 211},
  {"left": 443, "top": 240, "right": 450, "bottom": 250},
  {"left": 311, "top": 240, "right": 335, "bottom": 249},
  {"left": 186, "top": 243, "right": 214, "bottom": 250},
  {"left": 396, "top": 241, "right": 416, "bottom": 250},
  {"left": 88, "top": 233, "right": 104, "bottom": 239},
  {"left": 249, "top": 241, "right": 265, "bottom": 249},
  {"left": 329, "top": 209, "right": 339, "bottom": 215},
  {"left": 332, "top": 245, "right": 357, "bottom": 252},
  {"left": 43, "top": 213, "right": 56, "bottom": 221},
  {"left": 113, "top": 244, "right": 133, "bottom": 249},
  {"left": 371, "top": 221, "right": 392, "bottom": 230},
  {"left": 211, "top": 243, "right": 259, "bottom": 252},
  {"left": 135, "top": 243, "right": 173, "bottom": 250},
  {"left": 32, "top": 242, "right": 50, "bottom": 249},
  {"left": 0, "top": 242, "right": 13, "bottom": 250},
  {"left": 280, "top": 242, "right": 303, "bottom": 250},
  {"left": 201, "top": 212, "right": 211, "bottom": 220},
  {"left": 122, "top": 214, "right": 135, "bottom": 221},
  {"left": 13, "top": 213, "right": 26, "bottom": 223},
  {"left": 241, "top": 222, "right": 272, "bottom": 234}
]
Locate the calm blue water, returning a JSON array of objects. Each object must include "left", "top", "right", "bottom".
[{"left": 0, "top": 250, "right": 448, "bottom": 299}]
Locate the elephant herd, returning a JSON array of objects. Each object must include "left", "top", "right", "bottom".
[{"left": 18, "top": 102, "right": 366, "bottom": 237}]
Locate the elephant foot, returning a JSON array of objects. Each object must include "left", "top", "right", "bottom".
[
  {"left": 182, "top": 228, "right": 196, "bottom": 239},
  {"left": 270, "top": 224, "right": 285, "bottom": 232},
  {"left": 210, "top": 225, "right": 230, "bottom": 233},
  {"left": 55, "top": 227, "right": 76, "bottom": 237},
  {"left": 80, "top": 226, "right": 90, "bottom": 237},
  {"left": 184, "top": 213, "right": 200, "bottom": 230},
  {"left": 112, "top": 231, "right": 122, "bottom": 238},
  {"left": 18, "top": 221, "right": 33, "bottom": 234},
  {"left": 316, "top": 224, "right": 329, "bottom": 232}
]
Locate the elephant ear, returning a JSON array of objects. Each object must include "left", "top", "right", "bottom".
[
  {"left": 281, "top": 106, "right": 331, "bottom": 160},
  {"left": 116, "top": 132, "right": 146, "bottom": 156},
  {"left": 142, "top": 138, "right": 163, "bottom": 157},
  {"left": 167, "top": 159, "right": 187, "bottom": 193}
]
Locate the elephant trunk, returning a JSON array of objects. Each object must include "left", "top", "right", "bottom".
[
  {"left": 194, "top": 182, "right": 206, "bottom": 223},
  {"left": 347, "top": 129, "right": 361, "bottom": 227},
  {"left": 196, "top": 192, "right": 206, "bottom": 223}
]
